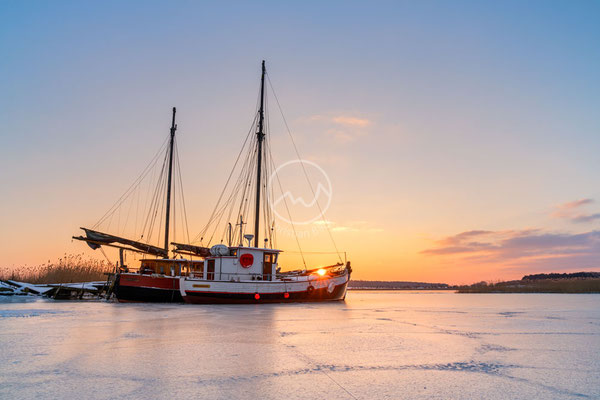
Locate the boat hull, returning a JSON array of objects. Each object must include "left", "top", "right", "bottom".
[
  {"left": 114, "top": 273, "right": 182, "bottom": 303},
  {"left": 181, "top": 273, "right": 349, "bottom": 304}
]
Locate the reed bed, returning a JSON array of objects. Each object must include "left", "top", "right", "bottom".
[{"left": 0, "top": 254, "right": 114, "bottom": 284}]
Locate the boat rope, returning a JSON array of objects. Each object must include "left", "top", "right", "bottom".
[
  {"left": 267, "top": 135, "right": 306, "bottom": 269},
  {"left": 192, "top": 113, "right": 258, "bottom": 244},
  {"left": 283, "top": 250, "right": 341, "bottom": 254},
  {"left": 172, "top": 139, "right": 177, "bottom": 245},
  {"left": 99, "top": 246, "right": 113, "bottom": 266},
  {"left": 174, "top": 138, "right": 191, "bottom": 245},
  {"left": 93, "top": 136, "right": 168, "bottom": 230},
  {"left": 142, "top": 146, "right": 170, "bottom": 244},
  {"left": 267, "top": 73, "right": 343, "bottom": 263}
]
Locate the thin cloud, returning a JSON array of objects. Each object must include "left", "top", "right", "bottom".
[
  {"left": 552, "top": 198, "right": 600, "bottom": 223},
  {"left": 313, "top": 220, "right": 381, "bottom": 233},
  {"left": 332, "top": 226, "right": 358, "bottom": 232},
  {"left": 304, "top": 114, "right": 372, "bottom": 143},
  {"left": 326, "top": 129, "right": 357, "bottom": 143},
  {"left": 437, "top": 230, "right": 495, "bottom": 246},
  {"left": 312, "top": 220, "right": 334, "bottom": 226},
  {"left": 572, "top": 213, "right": 600, "bottom": 223},
  {"left": 307, "top": 114, "right": 371, "bottom": 127},
  {"left": 557, "top": 198, "right": 594, "bottom": 210},
  {"left": 332, "top": 116, "right": 370, "bottom": 127},
  {"left": 421, "top": 229, "right": 600, "bottom": 269}
]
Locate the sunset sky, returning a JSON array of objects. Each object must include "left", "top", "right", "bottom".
[{"left": 1, "top": 1, "right": 600, "bottom": 284}]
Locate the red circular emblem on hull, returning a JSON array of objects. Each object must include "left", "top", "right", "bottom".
[{"left": 240, "top": 253, "right": 254, "bottom": 268}]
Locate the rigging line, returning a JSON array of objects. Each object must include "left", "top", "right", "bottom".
[
  {"left": 174, "top": 139, "right": 191, "bottom": 244},
  {"left": 143, "top": 147, "right": 169, "bottom": 244},
  {"left": 219, "top": 159, "right": 248, "bottom": 243},
  {"left": 240, "top": 145, "right": 258, "bottom": 238},
  {"left": 98, "top": 246, "right": 113, "bottom": 266},
  {"left": 268, "top": 144, "right": 306, "bottom": 269},
  {"left": 137, "top": 150, "right": 158, "bottom": 239},
  {"left": 212, "top": 137, "right": 256, "bottom": 245},
  {"left": 106, "top": 203, "right": 113, "bottom": 233},
  {"left": 217, "top": 132, "right": 258, "bottom": 243},
  {"left": 154, "top": 170, "right": 166, "bottom": 244},
  {"left": 140, "top": 141, "right": 163, "bottom": 238},
  {"left": 140, "top": 149, "right": 166, "bottom": 241},
  {"left": 282, "top": 251, "right": 343, "bottom": 254},
  {"left": 134, "top": 177, "right": 141, "bottom": 239},
  {"left": 209, "top": 133, "right": 257, "bottom": 245},
  {"left": 101, "top": 136, "right": 167, "bottom": 235},
  {"left": 158, "top": 153, "right": 170, "bottom": 248},
  {"left": 117, "top": 201, "right": 123, "bottom": 234},
  {"left": 203, "top": 92, "right": 263, "bottom": 245},
  {"left": 192, "top": 114, "right": 259, "bottom": 243},
  {"left": 206, "top": 91, "right": 263, "bottom": 244},
  {"left": 212, "top": 70, "right": 264, "bottom": 244},
  {"left": 217, "top": 133, "right": 256, "bottom": 243},
  {"left": 121, "top": 172, "right": 138, "bottom": 237},
  {"left": 203, "top": 117, "right": 258, "bottom": 235},
  {"left": 262, "top": 140, "right": 272, "bottom": 245},
  {"left": 267, "top": 73, "right": 343, "bottom": 263},
  {"left": 267, "top": 118, "right": 276, "bottom": 246},
  {"left": 264, "top": 110, "right": 277, "bottom": 248},
  {"left": 93, "top": 137, "right": 169, "bottom": 229},
  {"left": 211, "top": 177, "right": 244, "bottom": 241},
  {"left": 172, "top": 142, "right": 177, "bottom": 245},
  {"left": 261, "top": 102, "right": 271, "bottom": 245},
  {"left": 144, "top": 172, "right": 162, "bottom": 244},
  {"left": 171, "top": 138, "right": 182, "bottom": 246}
]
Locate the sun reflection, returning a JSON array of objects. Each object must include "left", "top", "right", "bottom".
[{"left": 317, "top": 268, "right": 326, "bottom": 276}]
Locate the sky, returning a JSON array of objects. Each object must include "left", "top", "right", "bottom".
[{"left": 1, "top": 0, "right": 600, "bottom": 284}]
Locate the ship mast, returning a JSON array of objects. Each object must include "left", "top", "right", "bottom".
[
  {"left": 164, "top": 107, "right": 177, "bottom": 255},
  {"left": 254, "top": 61, "right": 266, "bottom": 247}
]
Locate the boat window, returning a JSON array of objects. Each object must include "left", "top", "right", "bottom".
[
  {"left": 265, "top": 254, "right": 271, "bottom": 262},
  {"left": 207, "top": 260, "right": 215, "bottom": 280}
]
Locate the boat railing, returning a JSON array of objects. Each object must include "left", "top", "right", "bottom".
[
  {"left": 121, "top": 268, "right": 347, "bottom": 281},
  {"left": 186, "top": 271, "right": 344, "bottom": 282},
  {"left": 121, "top": 267, "right": 203, "bottom": 278}
]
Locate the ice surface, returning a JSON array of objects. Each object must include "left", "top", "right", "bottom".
[{"left": 0, "top": 292, "right": 598, "bottom": 399}]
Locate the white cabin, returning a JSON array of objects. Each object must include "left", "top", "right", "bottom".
[{"left": 197, "top": 246, "right": 281, "bottom": 282}]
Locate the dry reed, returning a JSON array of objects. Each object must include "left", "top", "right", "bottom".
[{"left": 0, "top": 253, "right": 114, "bottom": 284}]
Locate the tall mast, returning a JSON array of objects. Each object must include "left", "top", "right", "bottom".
[
  {"left": 254, "top": 61, "right": 266, "bottom": 247},
  {"left": 164, "top": 107, "right": 177, "bottom": 255}
]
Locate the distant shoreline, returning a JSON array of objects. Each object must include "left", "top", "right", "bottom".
[
  {"left": 349, "top": 273, "right": 600, "bottom": 293},
  {"left": 348, "top": 288, "right": 453, "bottom": 291},
  {"left": 457, "top": 274, "right": 600, "bottom": 294},
  {"left": 348, "top": 287, "right": 600, "bottom": 293}
]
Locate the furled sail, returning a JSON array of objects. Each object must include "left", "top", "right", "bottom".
[
  {"left": 171, "top": 242, "right": 211, "bottom": 257},
  {"left": 73, "top": 227, "right": 168, "bottom": 258}
]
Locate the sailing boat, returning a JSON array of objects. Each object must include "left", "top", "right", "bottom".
[
  {"left": 173, "top": 61, "right": 352, "bottom": 304},
  {"left": 75, "top": 61, "right": 351, "bottom": 304},
  {"left": 73, "top": 108, "right": 203, "bottom": 302}
]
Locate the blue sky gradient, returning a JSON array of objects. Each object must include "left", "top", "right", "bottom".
[{"left": 1, "top": 1, "right": 599, "bottom": 282}]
